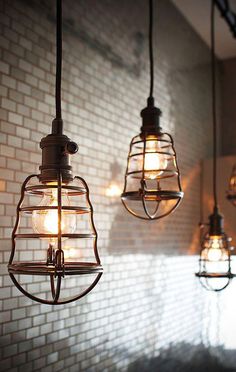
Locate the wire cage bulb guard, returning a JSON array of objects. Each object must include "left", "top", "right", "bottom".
[
  {"left": 226, "top": 164, "right": 236, "bottom": 206},
  {"left": 195, "top": 209, "right": 233, "bottom": 292},
  {"left": 8, "top": 0, "right": 103, "bottom": 304},
  {"left": 121, "top": 98, "right": 183, "bottom": 220}
]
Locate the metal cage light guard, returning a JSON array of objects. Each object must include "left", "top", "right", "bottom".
[
  {"left": 8, "top": 0, "right": 103, "bottom": 304},
  {"left": 195, "top": 0, "right": 233, "bottom": 292},
  {"left": 227, "top": 164, "right": 236, "bottom": 206},
  {"left": 121, "top": 0, "right": 183, "bottom": 220}
]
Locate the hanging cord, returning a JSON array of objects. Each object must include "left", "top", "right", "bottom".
[
  {"left": 52, "top": 0, "right": 63, "bottom": 134},
  {"left": 148, "top": 0, "right": 154, "bottom": 100},
  {"left": 211, "top": 0, "right": 218, "bottom": 209},
  {"left": 55, "top": 0, "right": 62, "bottom": 120}
]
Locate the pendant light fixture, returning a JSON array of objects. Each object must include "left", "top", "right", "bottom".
[
  {"left": 121, "top": 0, "right": 183, "bottom": 220},
  {"left": 8, "top": 0, "right": 103, "bottom": 304},
  {"left": 196, "top": 0, "right": 233, "bottom": 292},
  {"left": 226, "top": 164, "right": 236, "bottom": 206}
]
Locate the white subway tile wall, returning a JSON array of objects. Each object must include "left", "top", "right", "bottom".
[{"left": 1, "top": 0, "right": 235, "bottom": 371}]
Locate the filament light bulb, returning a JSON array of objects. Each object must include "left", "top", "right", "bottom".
[
  {"left": 32, "top": 187, "right": 76, "bottom": 242},
  {"left": 143, "top": 137, "right": 168, "bottom": 179}
]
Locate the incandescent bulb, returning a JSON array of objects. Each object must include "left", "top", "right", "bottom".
[
  {"left": 202, "top": 235, "right": 227, "bottom": 262},
  {"left": 32, "top": 187, "right": 76, "bottom": 242},
  {"left": 143, "top": 137, "right": 168, "bottom": 179}
]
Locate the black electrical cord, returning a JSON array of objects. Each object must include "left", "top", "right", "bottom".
[
  {"left": 211, "top": 0, "right": 218, "bottom": 209},
  {"left": 149, "top": 0, "right": 154, "bottom": 99},
  {"left": 55, "top": 0, "right": 62, "bottom": 120}
]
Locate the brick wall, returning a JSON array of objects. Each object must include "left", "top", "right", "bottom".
[{"left": 0, "top": 0, "right": 234, "bottom": 371}]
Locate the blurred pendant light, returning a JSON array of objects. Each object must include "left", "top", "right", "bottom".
[
  {"left": 226, "top": 164, "right": 236, "bottom": 206},
  {"left": 196, "top": 0, "right": 233, "bottom": 291},
  {"left": 121, "top": 0, "right": 183, "bottom": 220},
  {"left": 8, "top": 0, "right": 103, "bottom": 304}
]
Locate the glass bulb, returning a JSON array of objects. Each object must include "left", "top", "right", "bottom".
[
  {"left": 32, "top": 187, "right": 76, "bottom": 243},
  {"left": 143, "top": 137, "right": 168, "bottom": 179},
  {"left": 202, "top": 235, "right": 227, "bottom": 262}
]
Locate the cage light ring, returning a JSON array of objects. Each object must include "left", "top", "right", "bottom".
[
  {"left": 195, "top": 272, "right": 233, "bottom": 278},
  {"left": 25, "top": 184, "right": 87, "bottom": 196},
  {"left": 131, "top": 138, "right": 173, "bottom": 146},
  {"left": 20, "top": 206, "right": 91, "bottom": 214},
  {"left": 128, "top": 150, "right": 175, "bottom": 158},
  {"left": 127, "top": 169, "right": 178, "bottom": 178},
  {"left": 121, "top": 190, "right": 183, "bottom": 201},
  {"left": 14, "top": 233, "right": 96, "bottom": 239},
  {"left": 8, "top": 262, "right": 103, "bottom": 276},
  {"left": 198, "top": 258, "right": 230, "bottom": 263},
  {"left": 133, "top": 143, "right": 172, "bottom": 151}
]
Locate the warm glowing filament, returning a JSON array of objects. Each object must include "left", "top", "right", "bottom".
[
  {"left": 43, "top": 196, "right": 65, "bottom": 235},
  {"left": 32, "top": 187, "right": 76, "bottom": 242},
  {"left": 144, "top": 139, "right": 168, "bottom": 179}
]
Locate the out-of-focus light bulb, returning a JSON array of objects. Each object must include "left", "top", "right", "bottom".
[
  {"left": 230, "top": 174, "right": 236, "bottom": 189},
  {"left": 143, "top": 137, "right": 168, "bottom": 179},
  {"left": 32, "top": 187, "right": 76, "bottom": 243},
  {"left": 105, "top": 183, "right": 122, "bottom": 197},
  {"left": 203, "top": 235, "right": 227, "bottom": 262}
]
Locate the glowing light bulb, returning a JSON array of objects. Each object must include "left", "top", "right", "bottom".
[
  {"left": 230, "top": 174, "right": 236, "bottom": 189},
  {"left": 203, "top": 236, "right": 227, "bottom": 262},
  {"left": 144, "top": 137, "right": 168, "bottom": 179},
  {"left": 32, "top": 187, "right": 76, "bottom": 243}
]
